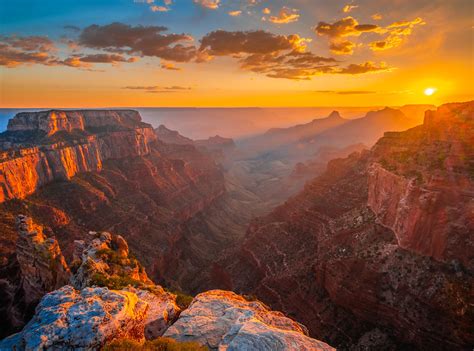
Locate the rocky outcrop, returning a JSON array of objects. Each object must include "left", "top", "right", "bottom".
[
  {"left": 155, "top": 125, "right": 194, "bottom": 145},
  {"left": 164, "top": 290, "right": 335, "bottom": 351},
  {"left": 216, "top": 101, "right": 474, "bottom": 350},
  {"left": 15, "top": 215, "right": 70, "bottom": 305},
  {"left": 71, "top": 231, "right": 152, "bottom": 290},
  {"left": 0, "top": 110, "right": 157, "bottom": 203},
  {"left": 1, "top": 286, "right": 152, "bottom": 350},
  {"left": 194, "top": 135, "right": 235, "bottom": 151},
  {"left": 368, "top": 101, "right": 474, "bottom": 264},
  {"left": 7, "top": 110, "right": 145, "bottom": 135}
]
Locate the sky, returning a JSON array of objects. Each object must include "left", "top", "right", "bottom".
[{"left": 0, "top": 0, "right": 473, "bottom": 107}]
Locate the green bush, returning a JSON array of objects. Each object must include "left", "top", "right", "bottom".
[
  {"left": 90, "top": 272, "right": 145, "bottom": 290},
  {"left": 103, "top": 337, "right": 207, "bottom": 351},
  {"left": 174, "top": 292, "right": 194, "bottom": 310}
]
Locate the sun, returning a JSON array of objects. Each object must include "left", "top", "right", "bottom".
[{"left": 424, "top": 87, "right": 437, "bottom": 96}]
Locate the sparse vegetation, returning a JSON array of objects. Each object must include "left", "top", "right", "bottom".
[
  {"left": 103, "top": 337, "right": 207, "bottom": 351},
  {"left": 90, "top": 272, "right": 145, "bottom": 290}
]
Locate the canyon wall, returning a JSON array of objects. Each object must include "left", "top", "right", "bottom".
[
  {"left": 368, "top": 101, "right": 474, "bottom": 264},
  {"left": 0, "top": 110, "right": 157, "bottom": 203},
  {"left": 216, "top": 101, "right": 474, "bottom": 350},
  {"left": 7, "top": 110, "right": 144, "bottom": 135}
]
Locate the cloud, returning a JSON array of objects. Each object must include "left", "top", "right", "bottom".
[
  {"left": 150, "top": 5, "right": 169, "bottom": 12},
  {"left": 342, "top": 4, "right": 358, "bottom": 13},
  {"left": 64, "top": 25, "right": 81, "bottom": 32},
  {"left": 314, "top": 90, "right": 376, "bottom": 95},
  {"left": 79, "top": 22, "right": 197, "bottom": 62},
  {"left": 240, "top": 50, "right": 337, "bottom": 80},
  {"left": 123, "top": 85, "right": 191, "bottom": 93},
  {"left": 161, "top": 62, "right": 181, "bottom": 70},
  {"left": 228, "top": 10, "right": 242, "bottom": 17},
  {"left": 0, "top": 35, "right": 57, "bottom": 67},
  {"left": 194, "top": 0, "right": 220, "bottom": 9},
  {"left": 262, "top": 8, "right": 271, "bottom": 14},
  {"left": 267, "top": 7, "right": 300, "bottom": 24},
  {"left": 0, "top": 35, "right": 55, "bottom": 52},
  {"left": 370, "top": 17, "right": 425, "bottom": 51},
  {"left": 371, "top": 14, "right": 382, "bottom": 20},
  {"left": 78, "top": 54, "right": 137, "bottom": 64},
  {"left": 329, "top": 40, "right": 356, "bottom": 55},
  {"left": 336, "top": 61, "right": 391, "bottom": 74},
  {"left": 199, "top": 30, "right": 309, "bottom": 55},
  {"left": 316, "top": 16, "right": 424, "bottom": 54},
  {"left": 316, "top": 17, "right": 380, "bottom": 38}
]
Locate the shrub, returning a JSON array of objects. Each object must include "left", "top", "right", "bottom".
[
  {"left": 103, "top": 337, "right": 207, "bottom": 351},
  {"left": 90, "top": 272, "right": 145, "bottom": 290},
  {"left": 175, "top": 292, "right": 194, "bottom": 310}
]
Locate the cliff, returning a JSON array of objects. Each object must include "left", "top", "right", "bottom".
[
  {"left": 0, "top": 110, "right": 157, "bottom": 203},
  {"left": 368, "top": 101, "right": 474, "bottom": 264},
  {"left": 215, "top": 101, "right": 474, "bottom": 350},
  {"left": 7, "top": 109, "right": 146, "bottom": 135},
  {"left": 15, "top": 215, "right": 71, "bottom": 305}
]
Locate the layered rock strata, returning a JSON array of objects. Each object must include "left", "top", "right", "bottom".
[
  {"left": 0, "top": 110, "right": 157, "bottom": 202},
  {"left": 217, "top": 101, "right": 474, "bottom": 350}
]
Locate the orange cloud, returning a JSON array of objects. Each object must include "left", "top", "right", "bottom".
[
  {"left": 268, "top": 7, "right": 300, "bottom": 24},
  {"left": 193, "top": 0, "right": 220, "bottom": 9},
  {"left": 343, "top": 4, "right": 358, "bottom": 13},
  {"left": 228, "top": 10, "right": 242, "bottom": 17}
]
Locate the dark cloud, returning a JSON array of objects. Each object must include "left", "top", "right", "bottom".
[
  {"left": 199, "top": 30, "right": 308, "bottom": 55},
  {"left": 0, "top": 43, "right": 50, "bottom": 67},
  {"left": 0, "top": 36, "right": 56, "bottom": 67},
  {"left": 79, "top": 22, "right": 196, "bottom": 62},
  {"left": 337, "top": 61, "right": 390, "bottom": 74},
  {"left": 79, "top": 54, "right": 137, "bottom": 64},
  {"left": 64, "top": 25, "right": 81, "bottom": 32},
  {"left": 315, "top": 17, "right": 379, "bottom": 38},
  {"left": 329, "top": 40, "right": 355, "bottom": 55},
  {"left": 0, "top": 35, "right": 55, "bottom": 52},
  {"left": 240, "top": 50, "right": 337, "bottom": 80}
]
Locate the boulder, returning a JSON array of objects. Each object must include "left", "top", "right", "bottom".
[{"left": 164, "top": 290, "right": 334, "bottom": 351}]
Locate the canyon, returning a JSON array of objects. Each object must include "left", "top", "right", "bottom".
[
  {"left": 214, "top": 101, "right": 474, "bottom": 350},
  {"left": 0, "top": 103, "right": 472, "bottom": 350}
]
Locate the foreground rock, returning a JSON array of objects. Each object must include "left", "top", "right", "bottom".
[
  {"left": 0, "top": 286, "right": 154, "bottom": 350},
  {"left": 164, "top": 290, "right": 334, "bottom": 351}
]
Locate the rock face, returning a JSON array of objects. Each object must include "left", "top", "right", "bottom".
[
  {"left": 7, "top": 110, "right": 144, "bottom": 135},
  {"left": 1, "top": 286, "right": 150, "bottom": 350},
  {"left": 216, "top": 101, "right": 474, "bottom": 350},
  {"left": 155, "top": 125, "right": 194, "bottom": 145},
  {"left": 368, "top": 102, "right": 474, "bottom": 264},
  {"left": 71, "top": 231, "right": 152, "bottom": 290},
  {"left": 164, "top": 290, "right": 334, "bottom": 351},
  {"left": 15, "top": 215, "right": 70, "bottom": 305},
  {"left": 0, "top": 110, "right": 157, "bottom": 203}
]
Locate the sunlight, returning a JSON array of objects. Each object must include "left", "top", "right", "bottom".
[{"left": 424, "top": 87, "right": 437, "bottom": 96}]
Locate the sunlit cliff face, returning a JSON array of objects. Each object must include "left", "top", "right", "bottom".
[{"left": 0, "top": 0, "right": 472, "bottom": 108}]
